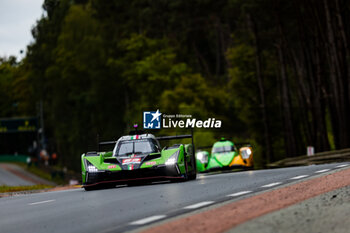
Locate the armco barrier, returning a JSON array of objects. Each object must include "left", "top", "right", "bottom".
[
  {"left": 0, "top": 154, "right": 30, "bottom": 163},
  {"left": 268, "top": 148, "right": 350, "bottom": 168}
]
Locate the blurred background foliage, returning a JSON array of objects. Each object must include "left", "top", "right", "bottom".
[{"left": 1, "top": 0, "right": 350, "bottom": 170}]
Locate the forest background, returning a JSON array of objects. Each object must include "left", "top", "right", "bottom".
[{"left": 1, "top": 0, "right": 350, "bottom": 170}]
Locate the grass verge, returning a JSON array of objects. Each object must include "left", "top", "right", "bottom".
[{"left": 15, "top": 163, "right": 65, "bottom": 185}]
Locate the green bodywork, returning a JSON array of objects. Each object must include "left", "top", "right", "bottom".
[
  {"left": 195, "top": 151, "right": 210, "bottom": 172},
  {"left": 196, "top": 140, "right": 238, "bottom": 172},
  {"left": 81, "top": 143, "right": 195, "bottom": 184}
]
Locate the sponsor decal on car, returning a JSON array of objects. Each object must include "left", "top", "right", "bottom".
[
  {"left": 145, "top": 161, "right": 157, "bottom": 166},
  {"left": 107, "top": 165, "right": 116, "bottom": 169},
  {"left": 122, "top": 158, "right": 141, "bottom": 164}
]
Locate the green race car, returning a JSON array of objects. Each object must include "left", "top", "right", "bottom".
[
  {"left": 196, "top": 138, "right": 254, "bottom": 172},
  {"left": 195, "top": 150, "right": 211, "bottom": 172},
  {"left": 81, "top": 132, "right": 197, "bottom": 190}
]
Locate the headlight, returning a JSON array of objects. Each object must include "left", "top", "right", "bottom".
[
  {"left": 87, "top": 165, "right": 98, "bottom": 172},
  {"left": 241, "top": 148, "right": 252, "bottom": 159},
  {"left": 196, "top": 152, "right": 208, "bottom": 164},
  {"left": 165, "top": 150, "right": 180, "bottom": 166},
  {"left": 86, "top": 160, "right": 99, "bottom": 172}
]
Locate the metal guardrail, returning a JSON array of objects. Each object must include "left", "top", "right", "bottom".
[{"left": 268, "top": 148, "right": 350, "bottom": 168}]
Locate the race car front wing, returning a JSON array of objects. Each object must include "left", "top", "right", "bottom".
[{"left": 83, "top": 164, "right": 183, "bottom": 187}]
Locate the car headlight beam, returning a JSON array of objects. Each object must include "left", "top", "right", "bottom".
[
  {"left": 241, "top": 148, "right": 252, "bottom": 159},
  {"left": 87, "top": 165, "right": 98, "bottom": 172},
  {"left": 196, "top": 152, "right": 208, "bottom": 164}
]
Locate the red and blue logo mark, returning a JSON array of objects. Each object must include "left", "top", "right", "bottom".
[{"left": 143, "top": 110, "right": 162, "bottom": 129}]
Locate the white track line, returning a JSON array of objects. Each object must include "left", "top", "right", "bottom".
[
  {"left": 183, "top": 201, "right": 214, "bottom": 209},
  {"left": 28, "top": 199, "right": 55, "bottom": 205},
  {"left": 261, "top": 182, "right": 282, "bottom": 188},
  {"left": 129, "top": 215, "right": 166, "bottom": 225},
  {"left": 290, "top": 175, "right": 309, "bottom": 180},
  {"left": 335, "top": 164, "right": 348, "bottom": 168},
  {"left": 315, "top": 169, "right": 330, "bottom": 173},
  {"left": 227, "top": 191, "right": 252, "bottom": 197}
]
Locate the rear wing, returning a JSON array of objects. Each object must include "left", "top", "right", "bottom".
[
  {"left": 96, "top": 133, "right": 196, "bottom": 151},
  {"left": 156, "top": 134, "right": 194, "bottom": 153},
  {"left": 99, "top": 141, "right": 117, "bottom": 145},
  {"left": 156, "top": 134, "right": 192, "bottom": 141},
  {"left": 98, "top": 141, "right": 117, "bottom": 152}
]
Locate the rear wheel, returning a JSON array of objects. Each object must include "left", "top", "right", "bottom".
[
  {"left": 183, "top": 156, "right": 197, "bottom": 181},
  {"left": 187, "top": 164, "right": 197, "bottom": 180},
  {"left": 188, "top": 151, "right": 197, "bottom": 180}
]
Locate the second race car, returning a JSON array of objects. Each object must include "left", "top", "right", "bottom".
[{"left": 196, "top": 138, "right": 254, "bottom": 172}]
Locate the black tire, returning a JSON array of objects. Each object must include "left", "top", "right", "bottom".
[
  {"left": 127, "top": 181, "right": 144, "bottom": 187},
  {"left": 188, "top": 151, "right": 197, "bottom": 180},
  {"left": 188, "top": 171, "right": 197, "bottom": 180},
  {"left": 84, "top": 183, "right": 108, "bottom": 191},
  {"left": 183, "top": 156, "right": 189, "bottom": 181},
  {"left": 187, "top": 161, "right": 197, "bottom": 180},
  {"left": 84, "top": 185, "right": 98, "bottom": 191},
  {"left": 102, "top": 183, "right": 116, "bottom": 189}
]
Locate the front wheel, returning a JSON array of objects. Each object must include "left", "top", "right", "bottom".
[
  {"left": 84, "top": 185, "right": 99, "bottom": 191},
  {"left": 84, "top": 183, "right": 111, "bottom": 191}
]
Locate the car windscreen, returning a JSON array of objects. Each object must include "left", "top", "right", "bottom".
[
  {"left": 116, "top": 140, "right": 157, "bottom": 156},
  {"left": 212, "top": 145, "right": 235, "bottom": 153}
]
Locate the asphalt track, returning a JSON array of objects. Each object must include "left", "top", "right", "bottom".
[
  {"left": 0, "top": 163, "right": 54, "bottom": 186},
  {"left": 0, "top": 163, "right": 348, "bottom": 233},
  {"left": 0, "top": 164, "right": 35, "bottom": 186}
]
